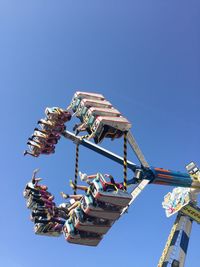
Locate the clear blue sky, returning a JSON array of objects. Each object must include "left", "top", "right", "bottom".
[{"left": 0, "top": 1, "right": 199, "bottom": 266}]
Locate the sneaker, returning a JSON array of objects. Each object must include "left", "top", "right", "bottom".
[
  {"left": 79, "top": 172, "right": 88, "bottom": 181},
  {"left": 48, "top": 195, "right": 54, "bottom": 201},
  {"left": 46, "top": 212, "right": 52, "bottom": 220},
  {"left": 69, "top": 180, "right": 76, "bottom": 190},
  {"left": 30, "top": 214, "right": 35, "bottom": 222},
  {"left": 60, "top": 192, "right": 69, "bottom": 199}
]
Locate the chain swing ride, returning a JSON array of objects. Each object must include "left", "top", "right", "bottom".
[{"left": 23, "top": 91, "right": 200, "bottom": 267}]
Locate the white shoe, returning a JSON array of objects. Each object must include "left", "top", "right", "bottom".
[{"left": 79, "top": 171, "right": 88, "bottom": 181}]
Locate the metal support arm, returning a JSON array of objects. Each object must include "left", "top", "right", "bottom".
[{"left": 62, "top": 130, "right": 138, "bottom": 172}]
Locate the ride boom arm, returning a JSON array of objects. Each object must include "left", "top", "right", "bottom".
[
  {"left": 62, "top": 130, "right": 138, "bottom": 172},
  {"left": 120, "top": 131, "right": 151, "bottom": 214},
  {"left": 63, "top": 130, "right": 152, "bottom": 213}
]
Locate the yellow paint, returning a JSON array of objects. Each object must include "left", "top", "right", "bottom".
[
  {"left": 190, "top": 172, "right": 200, "bottom": 182},
  {"left": 182, "top": 204, "right": 200, "bottom": 223}
]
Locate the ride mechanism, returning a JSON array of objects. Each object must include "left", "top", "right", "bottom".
[{"left": 23, "top": 91, "right": 200, "bottom": 266}]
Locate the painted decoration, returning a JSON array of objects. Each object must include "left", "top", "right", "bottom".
[{"left": 162, "top": 187, "right": 191, "bottom": 217}]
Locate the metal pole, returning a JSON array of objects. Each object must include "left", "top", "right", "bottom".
[{"left": 62, "top": 130, "right": 138, "bottom": 172}]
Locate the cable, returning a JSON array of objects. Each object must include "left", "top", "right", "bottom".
[
  {"left": 74, "top": 143, "right": 79, "bottom": 195},
  {"left": 123, "top": 131, "right": 128, "bottom": 191}
]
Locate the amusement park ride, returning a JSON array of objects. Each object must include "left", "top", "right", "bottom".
[{"left": 23, "top": 91, "right": 200, "bottom": 267}]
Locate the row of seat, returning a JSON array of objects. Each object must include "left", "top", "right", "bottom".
[
  {"left": 23, "top": 176, "right": 65, "bottom": 237},
  {"left": 24, "top": 172, "right": 133, "bottom": 246},
  {"left": 68, "top": 91, "right": 131, "bottom": 144},
  {"left": 63, "top": 173, "right": 132, "bottom": 246},
  {"left": 24, "top": 107, "right": 71, "bottom": 157},
  {"left": 24, "top": 91, "right": 132, "bottom": 157}
]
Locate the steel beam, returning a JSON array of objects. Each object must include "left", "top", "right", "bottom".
[{"left": 62, "top": 130, "right": 138, "bottom": 172}]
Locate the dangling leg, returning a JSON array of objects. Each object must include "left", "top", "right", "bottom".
[
  {"left": 50, "top": 217, "right": 65, "bottom": 225},
  {"left": 34, "top": 127, "right": 49, "bottom": 134},
  {"left": 79, "top": 172, "right": 97, "bottom": 182},
  {"left": 68, "top": 201, "right": 81, "bottom": 214},
  {"left": 73, "top": 123, "right": 87, "bottom": 135},
  {"left": 34, "top": 218, "right": 51, "bottom": 224},
  {"left": 60, "top": 192, "right": 83, "bottom": 200},
  {"left": 52, "top": 223, "right": 63, "bottom": 232},
  {"left": 31, "top": 210, "right": 50, "bottom": 221},
  {"left": 31, "top": 168, "right": 40, "bottom": 184},
  {"left": 69, "top": 180, "right": 88, "bottom": 192},
  {"left": 23, "top": 150, "right": 39, "bottom": 157}
]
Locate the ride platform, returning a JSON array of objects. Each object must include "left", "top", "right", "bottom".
[
  {"left": 34, "top": 223, "right": 62, "bottom": 237},
  {"left": 91, "top": 178, "right": 132, "bottom": 207},
  {"left": 81, "top": 195, "right": 122, "bottom": 220},
  {"left": 72, "top": 207, "right": 112, "bottom": 235},
  {"left": 63, "top": 219, "right": 102, "bottom": 246}
]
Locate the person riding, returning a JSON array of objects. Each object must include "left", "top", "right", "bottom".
[
  {"left": 24, "top": 169, "right": 48, "bottom": 192},
  {"left": 69, "top": 172, "right": 124, "bottom": 193},
  {"left": 59, "top": 192, "right": 84, "bottom": 217}
]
